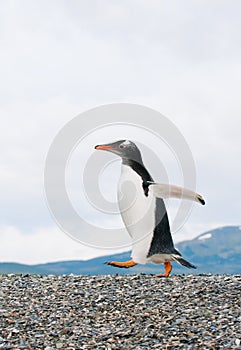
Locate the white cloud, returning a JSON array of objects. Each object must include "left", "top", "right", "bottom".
[{"left": 0, "top": 225, "right": 129, "bottom": 265}]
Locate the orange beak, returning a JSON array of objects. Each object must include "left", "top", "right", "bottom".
[{"left": 95, "top": 145, "right": 116, "bottom": 150}]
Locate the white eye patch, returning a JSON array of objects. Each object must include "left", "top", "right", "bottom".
[{"left": 122, "top": 140, "right": 131, "bottom": 146}]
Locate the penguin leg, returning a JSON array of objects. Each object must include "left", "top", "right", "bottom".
[
  {"left": 156, "top": 262, "right": 172, "bottom": 277},
  {"left": 105, "top": 260, "right": 137, "bottom": 268}
]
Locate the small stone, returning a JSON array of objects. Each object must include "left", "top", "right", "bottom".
[
  {"left": 0, "top": 274, "right": 239, "bottom": 348},
  {"left": 107, "top": 338, "right": 116, "bottom": 343},
  {"left": 236, "top": 339, "right": 241, "bottom": 347},
  {"left": 175, "top": 317, "right": 187, "bottom": 324}
]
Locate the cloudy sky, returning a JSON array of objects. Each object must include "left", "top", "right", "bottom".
[{"left": 1, "top": 0, "right": 241, "bottom": 264}]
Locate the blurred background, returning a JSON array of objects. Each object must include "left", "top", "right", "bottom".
[{"left": 1, "top": 1, "right": 241, "bottom": 265}]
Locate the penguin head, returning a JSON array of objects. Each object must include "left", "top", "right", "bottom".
[{"left": 95, "top": 140, "right": 142, "bottom": 163}]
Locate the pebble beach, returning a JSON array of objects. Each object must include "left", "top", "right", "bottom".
[{"left": 0, "top": 274, "right": 240, "bottom": 349}]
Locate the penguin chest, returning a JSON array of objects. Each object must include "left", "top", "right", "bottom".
[{"left": 117, "top": 164, "right": 156, "bottom": 264}]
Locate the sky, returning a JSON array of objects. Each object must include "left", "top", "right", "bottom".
[{"left": 0, "top": 0, "right": 241, "bottom": 264}]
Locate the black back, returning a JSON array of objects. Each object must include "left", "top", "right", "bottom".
[{"left": 147, "top": 198, "right": 179, "bottom": 256}]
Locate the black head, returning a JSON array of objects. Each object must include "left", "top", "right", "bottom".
[{"left": 95, "top": 140, "right": 143, "bottom": 164}]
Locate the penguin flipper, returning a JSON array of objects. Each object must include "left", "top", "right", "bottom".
[{"left": 146, "top": 182, "right": 205, "bottom": 205}]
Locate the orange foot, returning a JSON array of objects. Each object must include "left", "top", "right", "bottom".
[
  {"left": 105, "top": 260, "right": 137, "bottom": 268},
  {"left": 156, "top": 261, "right": 172, "bottom": 278}
]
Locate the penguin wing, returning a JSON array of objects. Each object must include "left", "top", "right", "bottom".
[{"left": 146, "top": 182, "right": 205, "bottom": 205}]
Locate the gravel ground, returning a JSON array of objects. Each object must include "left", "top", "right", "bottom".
[{"left": 0, "top": 274, "right": 240, "bottom": 350}]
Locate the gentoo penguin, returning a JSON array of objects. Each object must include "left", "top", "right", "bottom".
[{"left": 95, "top": 140, "right": 205, "bottom": 277}]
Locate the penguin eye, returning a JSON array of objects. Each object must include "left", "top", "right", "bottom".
[{"left": 119, "top": 144, "right": 124, "bottom": 149}]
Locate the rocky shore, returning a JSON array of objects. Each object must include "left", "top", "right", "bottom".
[{"left": 0, "top": 274, "right": 240, "bottom": 349}]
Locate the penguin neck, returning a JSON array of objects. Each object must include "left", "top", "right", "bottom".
[{"left": 122, "top": 158, "right": 154, "bottom": 183}]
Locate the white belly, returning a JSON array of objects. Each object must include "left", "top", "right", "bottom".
[
  {"left": 118, "top": 164, "right": 156, "bottom": 264},
  {"left": 147, "top": 253, "right": 175, "bottom": 264}
]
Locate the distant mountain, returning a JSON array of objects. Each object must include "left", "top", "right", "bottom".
[
  {"left": 176, "top": 225, "right": 241, "bottom": 274},
  {"left": 0, "top": 226, "right": 240, "bottom": 275}
]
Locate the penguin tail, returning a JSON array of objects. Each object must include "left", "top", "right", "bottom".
[{"left": 172, "top": 255, "right": 197, "bottom": 269}]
